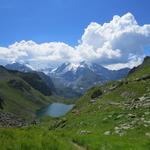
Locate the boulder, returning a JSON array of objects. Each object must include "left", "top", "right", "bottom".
[
  {"left": 145, "top": 132, "right": 150, "bottom": 138},
  {"left": 0, "top": 111, "right": 26, "bottom": 127},
  {"left": 80, "top": 130, "right": 92, "bottom": 135},
  {"left": 121, "top": 91, "right": 135, "bottom": 98},
  {"left": 128, "top": 114, "right": 136, "bottom": 118},
  {"left": 91, "top": 89, "right": 102, "bottom": 99},
  {"left": 104, "top": 131, "right": 111, "bottom": 136},
  {"left": 90, "top": 99, "right": 97, "bottom": 104}
]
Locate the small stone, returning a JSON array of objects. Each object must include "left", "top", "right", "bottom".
[
  {"left": 114, "top": 127, "right": 120, "bottom": 130},
  {"left": 90, "top": 99, "right": 97, "bottom": 103},
  {"left": 80, "top": 130, "right": 92, "bottom": 135},
  {"left": 80, "top": 121, "right": 83, "bottom": 125},
  {"left": 119, "top": 132, "right": 126, "bottom": 136},
  {"left": 108, "top": 115, "right": 112, "bottom": 118},
  {"left": 114, "top": 129, "right": 126, "bottom": 136},
  {"left": 144, "top": 120, "right": 150, "bottom": 124},
  {"left": 116, "top": 114, "right": 124, "bottom": 119},
  {"left": 102, "top": 117, "right": 108, "bottom": 121},
  {"left": 91, "top": 89, "right": 102, "bottom": 99},
  {"left": 141, "top": 118, "right": 145, "bottom": 121},
  {"left": 98, "top": 105, "right": 101, "bottom": 109},
  {"left": 144, "top": 112, "right": 150, "bottom": 115},
  {"left": 144, "top": 124, "right": 148, "bottom": 127},
  {"left": 72, "top": 109, "right": 79, "bottom": 114},
  {"left": 121, "top": 91, "right": 134, "bottom": 98},
  {"left": 128, "top": 114, "right": 136, "bottom": 118},
  {"left": 104, "top": 131, "right": 111, "bottom": 136},
  {"left": 122, "top": 125, "right": 131, "bottom": 130},
  {"left": 145, "top": 132, "right": 150, "bottom": 138}
]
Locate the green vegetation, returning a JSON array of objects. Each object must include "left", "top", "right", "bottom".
[
  {"left": 128, "top": 56, "right": 150, "bottom": 79},
  {"left": 0, "top": 66, "right": 56, "bottom": 119},
  {"left": 0, "top": 57, "right": 150, "bottom": 149},
  {"left": 0, "top": 127, "right": 76, "bottom": 150},
  {"left": 18, "top": 72, "right": 52, "bottom": 96}
]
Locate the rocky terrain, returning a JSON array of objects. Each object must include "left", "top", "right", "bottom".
[{"left": 0, "top": 111, "right": 26, "bottom": 127}]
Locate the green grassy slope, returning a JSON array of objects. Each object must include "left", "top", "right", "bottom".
[
  {"left": 128, "top": 56, "right": 150, "bottom": 79},
  {"left": 0, "top": 126, "right": 77, "bottom": 150},
  {"left": 0, "top": 66, "right": 55, "bottom": 119},
  {"left": 58, "top": 56, "right": 150, "bottom": 150}
]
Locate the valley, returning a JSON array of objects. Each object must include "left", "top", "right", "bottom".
[{"left": 0, "top": 56, "right": 150, "bottom": 150}]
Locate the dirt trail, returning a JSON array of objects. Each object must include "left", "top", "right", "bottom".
[{"left": 71, "top": 141, "right": 87, "bottom": 150}]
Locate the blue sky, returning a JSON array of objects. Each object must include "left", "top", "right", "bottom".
[
  {"left": 0, "top": 0, "right": 150, "bottom": 47},
  {"left": 0, "top": 0, "right": 149, "bottom": 69}
]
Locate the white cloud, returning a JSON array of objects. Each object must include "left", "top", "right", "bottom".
[
  {"left": 0, "top": 12, "right": 150, "bottom": 70},
  {"left": 105, "top": 56, "right": 143, "bottom": 70},
  {"left": 1, "top": 40, "right": 79, "bottom": 68},
  {"left": 79, "top": 12, "right": 150, "bottom": 67}
]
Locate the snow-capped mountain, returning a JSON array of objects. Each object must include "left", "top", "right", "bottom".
[
  {"left": 5, "top": 62, "right": 33, "bottom": 72},
  {"left": 46, "top": 61, "right": 129, "bottom": 78},
  {"left": 39, "top": 67, "right": 54, "bottom": 75},
  {"left": 46, "top": 61, "right": 130, "bottom": 93},
  {"left": 86, "top": 62, "right": 130, "bottom": 80},
  {"left": 5, "top": 61, "right": 130, "bottom": 96},
  {"left": 50, "top": 61, "right": 91, "bottom": 74},
  {"left": 51, "top": 62, "right": 80, "bottom": 74}
]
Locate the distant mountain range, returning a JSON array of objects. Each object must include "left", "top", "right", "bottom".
[
  {"left": 5, "top": 62, "right": 81, "bottom": 98},
  {"left": 42, "top": 61, "right": 130, "bottom": 93},
  {"left": 5, "top": 62, "right": 56, "bottom": 95},
  {"left": 5, "top": 62, "right": 33, "bottom": 73},
  {"left": 5, "top": 61, "right": 130, "bottom": 96}
]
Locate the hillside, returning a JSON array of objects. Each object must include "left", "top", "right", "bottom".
[
  {"left": 0, "top": 66, "right": 55, "bottom": 120},
  {"left": 128, "top": 56, "right": 150, "bottom": 79},
  {"left": 5, "top": 62, "right": 81, "bottom": 98},
  {"left": 5, "top": 62, "right": 33, "bottom": 72},
  {"left": 59, "top": 56, "right": 150, "bottom": 149},
  {"left": 5, "top": 63, "right": 57, "bottom": 94},
  {"left": 0, "top": 57, "right": 149, "bottom": 150}
]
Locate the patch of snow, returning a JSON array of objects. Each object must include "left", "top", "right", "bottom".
[
  {"left": 65, "top": 63, "right": 80, "bottom": 72},
  {"left": 26, "top": 64, "right": 35, "bottom": 70},
  {"left": 50, "top": 68, "right": 58, "bottom": 73}
]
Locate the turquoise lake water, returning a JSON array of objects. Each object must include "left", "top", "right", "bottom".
[{"left": 37, "top": 103, "right": 74, "bottom": 118}]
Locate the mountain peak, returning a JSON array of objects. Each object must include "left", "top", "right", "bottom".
[
  {"left": 5, "top": 62, "right": 33, "bottom": 72},
  {"left": 54, "top": 62, "right": 80, "bottom": 74},
  {"left": 79, "top": 61, "right": 90, "bottom": 68}
]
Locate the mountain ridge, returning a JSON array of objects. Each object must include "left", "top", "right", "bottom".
[
  {"left": 48, "top": 61, "right": 130, "bottom": 93},
  {"left": 0, "top": 66, "right": 56, "bottom": 119},
  {"left": 5, "top": 61, "right": 130, "bottom": 97}
]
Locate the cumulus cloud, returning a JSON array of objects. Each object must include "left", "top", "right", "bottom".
[
  {"left": 0, "top": 12, "right": 150, "bottom": 70},
  {"left": 79, "top": 13, "right": 150, "bottom": 66},
  {"left": 0, "top": 40, "right": 80, "bottom": 68}
]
